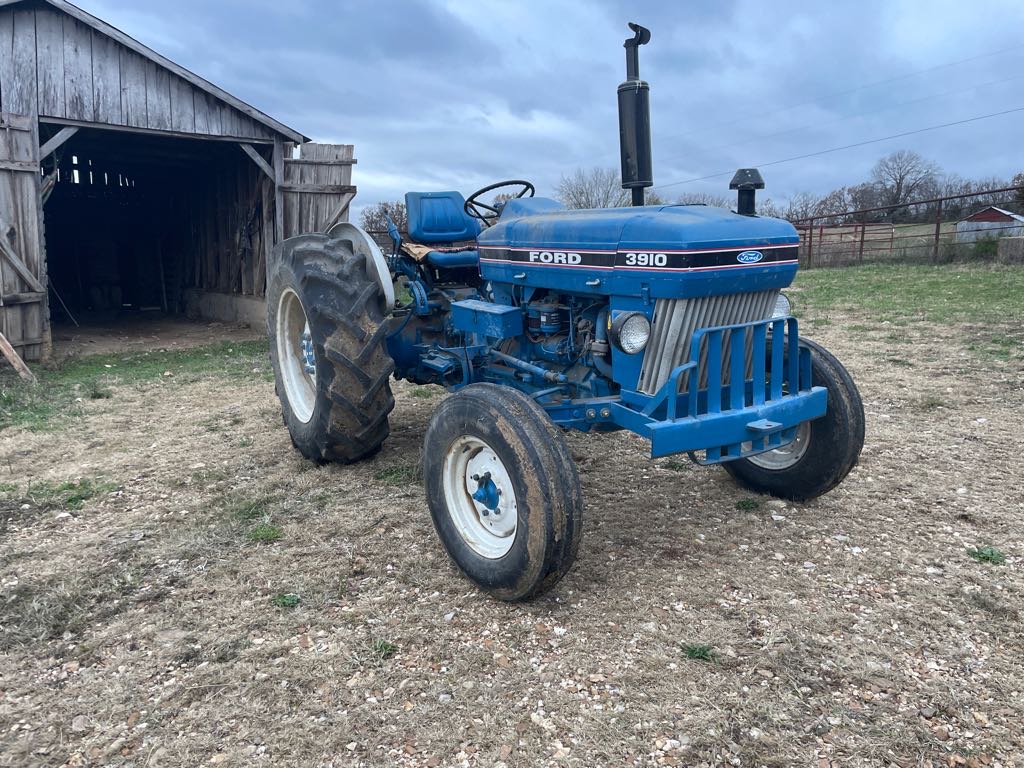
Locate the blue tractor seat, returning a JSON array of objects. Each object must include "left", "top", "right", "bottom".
[{"left": 405, "top": 191, "right": 481, "bottom": 269}]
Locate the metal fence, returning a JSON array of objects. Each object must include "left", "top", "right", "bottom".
[
  {"left": 359, "top": 185, "right": 1024, "bottom": 269},
  {"left": 792, "top": 185, "right": 1024, "bottom": 268}
]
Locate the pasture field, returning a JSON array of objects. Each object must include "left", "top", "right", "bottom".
[{"left": 1, "top": 264, "right": 1022, "bottom": 767}]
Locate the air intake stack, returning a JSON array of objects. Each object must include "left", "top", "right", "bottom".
[
  {"left": 730, "top": 168, "right": 765, "bottom": 216},
  {"left": 618, "top": 22, "right": 653, "bottom": 207}
]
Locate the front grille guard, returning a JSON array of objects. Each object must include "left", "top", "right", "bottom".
[{"left": 614, "top": 316, "right": 820, "bottom": 462}]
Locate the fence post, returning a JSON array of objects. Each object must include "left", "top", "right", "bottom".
[
  {"left": 858, "top": 222, "right": 865, "bottom": 262},
  {"left": 932, "top": 199, "right": 943, "bottom": 264},
  {"left": 806, "top": 218, "right": 814, "bottom": 267}
]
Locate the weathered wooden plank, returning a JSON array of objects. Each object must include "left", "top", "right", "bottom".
[
  {"left": 39, "top": 125, "right": 78, "bottom": 160},
  {"left": 0, "top": 111, "right": 31, "bottom": 130},
  {"left": 193, "top": 87, "right": 211, "bottom": 134},
  {"left": 0, "top": 115, "right": 43, "bottom": 360},
  {"left": 273, "top": 140, "right": 285, "bottom": 242},
  {"left": 144, "top": 59, "right": 171, "bottom": 130},
  {"left": 119, "top": 48, "right": 147, "bottom": 127},
  {"left": 8, "top": 7, "right": 38, "bottom": 116},
  {"left": 39, "top": 115, "right": 274, "bottom": 144},
  {"left": 0, "top": 236, "right": 45, "bottom": 293},
  {"left": 0, "top": 159, "right": 38, "bottom": 172},
  {"left": 62, "top": 14, "right": 93, "bottom": 120},
  {"left": 258, "top": 175, "right": 272, "bottom": 295},
  {"left": 323, "top": 191, "right": 355, "bottom": 231},
  {"left": 0, "top": 13, "right": 9, "bottom": 112},
  {"left": 218, "top": 103, "right": 240, "bottom": 138},
  {"left": 196, "top": 90, "right": 223, "bottom": 136},
  {"left": 285, "top": 158, "right": 358, "bottom": 166},
  {"left": 32, "top": 114, "right": 49, "bottom": 360},
  {"left": 168, "top": 74, "right": 194, "bottom": 133},
  {"left": 279, "top": 183, "right": 357, "bottom": 194},
  {"left": 1, "top": 291, "right": 44, "bottom": 305},
  {"left": 91, "top": 29, "right": 121, "bottom": 123},
  {"left": 43, "top": 0, "right": 306, "bottom": 143},
  {"left": 35, "top": 7, "right": 66, "bottom": 117},
  {"left": 0, "top": 329, "right": 36, "bottom": 382},
  {"left": 236, "top": 113, "right": 274, "bottom": 141},
  {"left": 239, "top": 143, "right": 274, "bottom": 181}
]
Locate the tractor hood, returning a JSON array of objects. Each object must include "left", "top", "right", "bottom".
[{"left": 476, "top": 201, "right": 801, "bottom": 299}]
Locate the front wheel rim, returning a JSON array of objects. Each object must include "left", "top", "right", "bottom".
[
  {"left": 442, "top": 435, "right": 518, "bottom": 559},
  {"left": 277, "top": 288, "right": 316, "bottom": 424},
  {"left": 747, "top": 421, "right": 811, "bottom": 470}
]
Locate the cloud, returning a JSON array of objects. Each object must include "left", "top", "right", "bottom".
[{"left": 77, "top": 0, "right": 1024, "bottom": 218}]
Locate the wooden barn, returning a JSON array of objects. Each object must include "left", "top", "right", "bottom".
[
  {"left": 0, "top": 0, "right": 356, "bottom": 366},
  {"left": 955, "top": 206, "right": 1024, "bottom": 243}
]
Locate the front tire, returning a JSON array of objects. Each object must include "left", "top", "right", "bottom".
[
  {"left": 267, "top": 234, "right": 395, "bottom": 463},
  {"left": 423, "top": 384, "right": 584, "bottom": 601},
  {"left": 723, "top": 339, "right": 865, "bottom": 501}
]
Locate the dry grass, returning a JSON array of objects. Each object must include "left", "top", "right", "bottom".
[{"left": 1, "top": 277, "right": 1022, "bottom": 766}]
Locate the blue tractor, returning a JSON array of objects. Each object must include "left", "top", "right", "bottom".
[{"left": 267, "top": 24, "right": 864, "bottom": 601}]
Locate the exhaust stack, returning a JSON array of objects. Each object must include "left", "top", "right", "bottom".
[{"left": 618, "top": 22, "right": 653, "bottom": 207}]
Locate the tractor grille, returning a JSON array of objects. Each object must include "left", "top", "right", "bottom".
[{"left": 637, "top": 290, "right": 780, "bottom": 395}]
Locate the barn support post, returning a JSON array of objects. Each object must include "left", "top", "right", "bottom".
[
  {"left": 32, "top": 119, "right": 53, "bottom": 360},
  {"left": 272, "top": 139, "right": 285, "bottom": 246}
]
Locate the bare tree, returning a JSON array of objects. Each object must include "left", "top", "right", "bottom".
[
  {"left": 782, "top": 192, "right": 821, "bottom": 221},
  {"left": 871, "top": 150, "right": 940, "bottom": 209},
  {"left": 677, "top": 191, "right": 732, "bottom": 209},
  {"left": 557, "top": 168, "right": 629, "bottom": 209},
  {"left": 846, "top": 182, "right": 881, "bottom": 215},
  {"left": 756, "top": 197, "right": 785, "bottom": 219},
  {"left": 359, "top": 200, "right": 407, "bottom": 234},
  {"left": 813, "top": 188, "right": 851, "bottom": 220}
]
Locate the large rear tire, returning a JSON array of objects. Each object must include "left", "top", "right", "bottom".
[
  {"left": 423, "top": 384, "right": 584, "bottom": 601},
  {"left": 723, "top": 338, "right": 864, "bottom": 501},
  {"left": 267, "top": 234, "right": 395, "bottom": 463}
]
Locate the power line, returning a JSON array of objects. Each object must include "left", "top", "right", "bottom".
[
  {"left": 653, "top": 42, "right": 1024, "bottom": 147},
  {"left": 655, "top": 72, "right": 1024, "bottom": 168},
  {"left": 652, "top": 106, "right": 1024, "bottom": 191}
]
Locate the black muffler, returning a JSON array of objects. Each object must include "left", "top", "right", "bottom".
[{"left": 618, "top": 22, "right": 653, "bottom": 206}]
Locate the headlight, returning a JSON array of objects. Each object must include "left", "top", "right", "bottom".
[
  {"left": 772, "top": 293, "right": 792, "bottom": 318},
  {"left": 610, "top": 311, "right": 651, "bottom": 354}
]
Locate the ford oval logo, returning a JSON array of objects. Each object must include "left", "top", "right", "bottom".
[{"left": 737, "top": 250, "right": 764, "bottom": 264}]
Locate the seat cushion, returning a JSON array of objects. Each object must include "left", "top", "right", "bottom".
[
  {"left": 426, "top": 249, "right": 479, "bottom": 269},
  {"left": 406, "top": 191, "right": 481, "bottom": 244}
]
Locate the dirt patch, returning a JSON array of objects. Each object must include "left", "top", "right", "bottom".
[
  {"left": 1, "top": 310, "right": 1023, "bottom": 766},
  {"left": 51, "top": 317, "right": 262, "bottom": 361}
]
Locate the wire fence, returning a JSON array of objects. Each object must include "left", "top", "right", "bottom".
[{"left": 791, "top": 185, "right": 1024, "bottom": 268}]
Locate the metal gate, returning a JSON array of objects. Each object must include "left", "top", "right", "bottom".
[
  {"left": 280, "top": 142, "right": 356, "bottom": 238},
  {"left": 0, "top": 112, "right": 46, "bottom": 362}
]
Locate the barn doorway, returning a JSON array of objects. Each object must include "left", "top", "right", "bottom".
[{"left": 40, "top": 124, "right": 275, "bottom": 353}]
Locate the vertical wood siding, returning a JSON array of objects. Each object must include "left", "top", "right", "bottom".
[{"left": 1, "top": 5, "right": 279, "bottom": 141}]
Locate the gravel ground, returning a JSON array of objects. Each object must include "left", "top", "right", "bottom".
[{"left": 1, "top": 307, "right": 1022, "bottom": 767}]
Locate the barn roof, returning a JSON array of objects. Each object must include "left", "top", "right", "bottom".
[
  {"left": 958, "top": 206, "right": 1024, "bottom": 224},
  {"left": 0, "top": 0, "right": 309, "bottom": 143}
]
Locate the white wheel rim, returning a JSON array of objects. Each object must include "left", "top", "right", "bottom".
[
  {"left": 442, "top": 435, "right": 518, "bottom": 559},
  {"left": 748, "top": 421, "right": 811, "bottom": 470},
  {"left": 276, "top": 288, "right": 316, "bottom": 424}
]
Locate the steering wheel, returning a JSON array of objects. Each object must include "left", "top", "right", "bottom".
[{"left": 464, "top": 180, "right": 535, "bottom": 222}]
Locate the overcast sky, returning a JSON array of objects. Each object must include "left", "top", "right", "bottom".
[{"left": 77, "top": 0, "right": 1024, "bottom": 218}]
